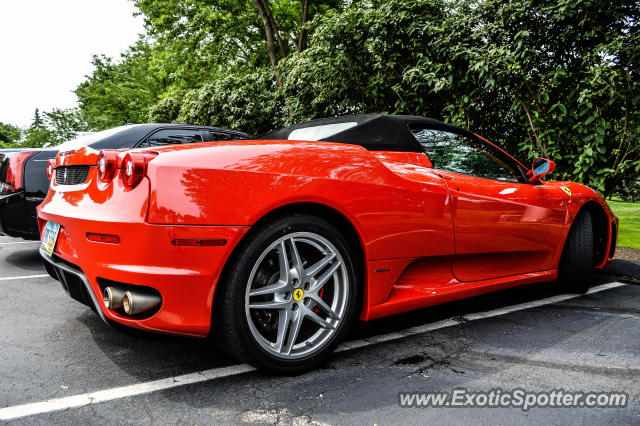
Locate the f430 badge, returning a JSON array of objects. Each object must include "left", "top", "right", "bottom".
[{"left": 561, "top": 186, "right": 572, "bottom": 196}]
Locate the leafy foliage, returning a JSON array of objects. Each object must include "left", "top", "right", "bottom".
[
  {"left": 44, "top": 108, "right": 90, "bottom": 143},
  {"left": 0, "top": 122, "right": 21, "bottom": 148},
  {"left": 21, "top": 108, "right": 54, "bottom": 148},
  {"left": 151, "top": 69, "right": 284, "bottom": 135},
  {"left": 10, "top": 108, "right": 90, "bottom": 148},
  {"left": 132, "top": 0, "right": 343, "bottom": 79},
  {"left": 279, "top": 0, "right": 639, "bottom": 196},
  {"left": 75, "top": 41, "right": 164, "bottom": 129},
  {"left": 280, "top": 0, "right": 450, "bottom": 122},
  {"left": 617, "top": 177, "right": 640, "bottom": 203}
]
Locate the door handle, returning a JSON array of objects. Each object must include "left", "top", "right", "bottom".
[{"left": 438, "top": 173, "right": 459, "bottom": 191}]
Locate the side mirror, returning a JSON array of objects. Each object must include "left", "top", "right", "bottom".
[{"left": 528, "top": 158, "right": 555, "bottom": 183}]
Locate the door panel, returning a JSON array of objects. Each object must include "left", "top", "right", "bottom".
[
  {"left": 373, "top": 154, "right": 456, "bottom": 260},
  {"left": 407, "top": 125, "right": 567, "bottom": 282},
  {"left": 440, "top": 171, "right": 567, "bottom": 281}
]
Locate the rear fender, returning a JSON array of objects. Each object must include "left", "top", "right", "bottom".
[
  {"left": 145, "top": 141, "right": 393, "bottom": 228},
  {"left": 145, "top": 141, "right": 455, "bottom": 262}
]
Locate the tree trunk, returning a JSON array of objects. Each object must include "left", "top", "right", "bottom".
[
  {"left": 253, "top": 0, "right": 283, "bottom": 86},
  {"left": 603, "top": 174, "right": 623, "bottom": 201},
  {"left": 260, "top": 0, "right": 287, "bottom": 59},
  {"left": 298, "top": 0, "right": 310, "bottom": 52}
]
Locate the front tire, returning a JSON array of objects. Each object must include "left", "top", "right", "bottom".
[
  {"left": 558, "top": 210, "right": 594, "bottom": 293},
  {"left": 214, "top": 214, "right": 360, "bottom": 374}
]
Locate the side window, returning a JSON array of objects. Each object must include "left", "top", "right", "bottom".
[
  {"left": 147, "top": 129, "right": 202, "bottom": 147},
  {"left": 227, "top": 133, "right": 249, "bottom": 141},
  {"left": 410, "top": 126, "right": 522, "bottom": 182},
  {"left": 206, "top": 131, "right": 243, "bottom": 141}
]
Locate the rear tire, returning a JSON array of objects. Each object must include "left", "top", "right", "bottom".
[
  {"left": 214, "top": 214, "right": 360, "bottom": 374},
  {"left": 558, "top": 210, "right": 594, "bottom": 293}
]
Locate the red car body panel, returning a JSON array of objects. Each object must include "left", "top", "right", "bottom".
[{"left": 38, "top": 136, "right": 617, "bottom": 336}]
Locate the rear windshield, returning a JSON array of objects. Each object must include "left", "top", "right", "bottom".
[
  {"left": 288, "top": 122, "right": 357, "bottom": 141},
  {"left": 49, "top": 126, "right": 134, "bottom": 151}
]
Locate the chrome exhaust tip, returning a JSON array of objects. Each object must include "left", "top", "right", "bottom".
[
  {"left": 103, "top": 287, "right": 125, "bottom": 310},
  {"left": 122, "top": 290, "right": 162, "bottom": 316}
]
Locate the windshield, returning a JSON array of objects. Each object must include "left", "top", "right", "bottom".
[{"left": 49, "top": 125, "right": 136, "bottom": 151}]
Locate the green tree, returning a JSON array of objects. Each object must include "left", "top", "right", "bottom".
[
  {"left": 175, "top": 68, "right": 284, "bottom": 135},
  {"left": 136, "top": 0, "right": 351, "bottom": 130},
  {"left": 434, "top": 0, "right": 640, "bottom": 197},
  {"left": 132, "top": 0, "right": 345, "bottom": 87},
  {"left": 279, "top": 0, "right": 639, "bottom": 197},
  {"left": 0, "top": 122, "right": 22, "bottom": 147},
  {"left": 75, "top": 41, "right": 164, "bottom": 130},
  {"left": 45, "top": 108, "right": 89, "bottom": 143},
  {"left": 616, "top": 177, "right": 640, "bottom": 202},
  {"left": 32, "top": 108, "right": 45, "bottom": 126},
  {"left": 22, "top": 108, "right": 55, "bottom": 148},
  {"left": 150, "top": 68, "right": 284, "bottom": 135},
  {"left": 280, "top": 0, "right": 449, "bottom": 122}
]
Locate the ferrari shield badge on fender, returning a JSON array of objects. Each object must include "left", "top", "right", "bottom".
[{"left": 561, "top": 186, "right": 572, "bottom": 196}]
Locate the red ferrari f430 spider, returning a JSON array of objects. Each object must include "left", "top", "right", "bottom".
[{"left": 37, "top": 115, "right": 618, "bottom": 372}]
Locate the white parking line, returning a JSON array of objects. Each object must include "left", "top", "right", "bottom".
[
  {"left": 0, "top": 281, "right": 627, "bottom": 421},
  {"left": 335, "top": 281, "right": 626, "bottom": 351},
  {"left": 0, "top": 241, "right": 40, "bottom": 245},
  {"left": 0, "top": 274, "right": 49, "bottom": 281},
  {"left": 0, "top": 365, "right": 256, "bottom": 422}
]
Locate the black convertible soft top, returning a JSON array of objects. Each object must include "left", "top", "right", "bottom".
[{"left": 259, "top": 114, "right": 476, "bottom": 152}]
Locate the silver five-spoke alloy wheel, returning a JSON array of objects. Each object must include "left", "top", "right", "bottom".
[{"left": 244, "top": 231, "right": 349, "bottom": 359}]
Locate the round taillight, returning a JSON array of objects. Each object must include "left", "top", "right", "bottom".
[
  {"left": 121, "top": 152, "right": 147, "bottom": 188},
  {"left": 97, "top": 150, "right": 118, "bottom": 182},
  {"left": 46, "top": 159, "right": 55, "bottom": 181}
]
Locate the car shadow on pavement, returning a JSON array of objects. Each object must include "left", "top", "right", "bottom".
[
  {"left": 347, "top": 273, "right": 619, "bottom": 341},
  {"left": 76, "top": 273, "right": 621, "bottom": 388},
  {"left": 77, "top": 310, "right": 238, "bottom": 382},
  {"left": 3, "top": 247, "right": 45, "bottom": 272},
  {"left": 151, "top": 273, "right": 637, "bottom": 423}
]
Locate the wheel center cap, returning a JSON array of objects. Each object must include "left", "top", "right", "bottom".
[{"left": 293, "top": 288, "right": 304, "bottom": 302}]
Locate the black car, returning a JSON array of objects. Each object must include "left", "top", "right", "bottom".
[{"left": 0, "top": 124, "right": 250, "bottom": 240}]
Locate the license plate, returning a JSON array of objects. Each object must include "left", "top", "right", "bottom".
[{"left": 40, "top": 222, "right": 61, "bottom": 256}]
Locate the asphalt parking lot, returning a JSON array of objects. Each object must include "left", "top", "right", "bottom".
[{"left": 0, "top": 234, "right": 638, "bottom": 425}]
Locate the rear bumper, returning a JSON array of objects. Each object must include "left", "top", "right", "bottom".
[
  {"left": 0, "top": 191, "right": 42, "bottom": 239},
  {"left": 40, "top": 249, "right": 110, "bottom": 324},
  {"left": 37, "top": 209, "right": 250, "bottom": 337}
]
